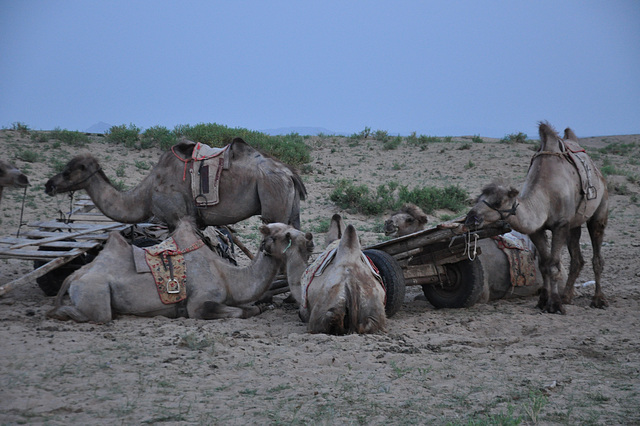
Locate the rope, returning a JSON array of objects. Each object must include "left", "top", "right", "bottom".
[{"left": 171, "top": 146, "right": 193, "bottom": 181}]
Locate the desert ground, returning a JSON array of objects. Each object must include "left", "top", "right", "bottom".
[{"left": 0, "top": 127, "right": 639, "bottom": 425}]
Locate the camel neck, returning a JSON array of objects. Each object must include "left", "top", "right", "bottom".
[
  {"left": 227, "top": 251, "right": 280, "bottom": 304},
  {"left": 507, "top": 195, "right": 549, "bottom": 234},
  {"left": 83, "top": 171, "right": 153, "bottom": 223}
]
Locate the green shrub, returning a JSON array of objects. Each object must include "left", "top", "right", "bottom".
[
  {"left": 106, "top": 123, "right": 140, "bottom": 148},
  {"left": 11, "top": 121, "right": 30, "bottom": 135},
  {"left": 16, "top": 149, "right": 40, "bottom": 163},
  {"left": 30, "top": 132, "right": 49, "bottom": 143},
  {"left": 598, "top": 142, "right": 637, "bottom": 156},
  {"left": 141, "top": 125, "right": 177, "bottom": 150},
  {"left": 472, "top": 134, "right": 484, "bottom": 143},
  {"left": 406, "top": 131, "right": 418, "bottom": 145},
  {"left": 383, "top": 135, "right": 402, "bottom": 150},
  {"left": 501, "top": 132, "right": 528, "bottom": 144},
  {"left": 50, "top": 128, "right": 90, "bottom": 146},
  {"left": 374, "top": 129, "right": 389, "bottom": 142},
  {"left": 330, "top": 179, "right": 468, "bottom": 215}
]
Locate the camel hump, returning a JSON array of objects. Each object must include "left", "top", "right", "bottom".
[
  {"left": 229, "top": 137, "right": 257, "bottom": 158},
  {"left": 173, "top": 138, "right": 197, "bottom": 157},
  {"left": 538, "top": 121, "right": 561, "bottom": 151},
  {"left": 564, "top": 128, "right": 578, "bottom": 141},
  {"left": 325, "top": 214, "right": 345, "bottom": 246},
  {"left": 336, "top": 224, "right": 361, "bottom": 261}
]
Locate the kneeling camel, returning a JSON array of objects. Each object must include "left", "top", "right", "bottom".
[{"left": 47, "top": 218, "right": 313, "bottom": 322}]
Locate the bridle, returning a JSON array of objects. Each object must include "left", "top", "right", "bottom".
[{"left": 482, "top": 200, "right": 519, "bottom": 220}]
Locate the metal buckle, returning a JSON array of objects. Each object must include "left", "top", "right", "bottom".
[{"left": 166, "top": 278, "right": 180, "bottom": 294}]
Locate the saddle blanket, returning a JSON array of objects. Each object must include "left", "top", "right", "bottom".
[
  {"left": 300, "top": 240, "right": 384, "bottom": 308},
  {"left": 132, "top": 237, "right": 188, "bottom": 304},
  {"left": 561, "top": 139, "right": 598, "bottom": 201},
  {"left": 190, "top": 142, "right": 229, "bottom": 207},
  {"left": 492, "top": 232, "right": 537, "bottom": 287}
]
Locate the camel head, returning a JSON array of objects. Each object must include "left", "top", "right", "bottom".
[
  {"left": 0, "top": 159, "right": 29, "bottom": 189},
  {"left": 259, "top": 223, "right": 314, "bottom": 264},
  {"left": 384, "top": 203, "right": 428, "bottom": 237},
  {"left": 465, "top": 182, "right": 519, "bottom": 228},
  {"left": 45, "top": 154, "right": 104, "bottom": 195}
]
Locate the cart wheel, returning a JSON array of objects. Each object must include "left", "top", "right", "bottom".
[
  {"left": 363, "top": 249, "right": 406, "bottom": 317},
  {"left": 422, "top": 258, "right": 484, "bottom": 309}
]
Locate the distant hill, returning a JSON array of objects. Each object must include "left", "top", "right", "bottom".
[
  {"left": 85, "top": 121, "right": 112, "bottom": 133},
  {"left": 261, "top": 126, "right": 336, "bottom": 136}
]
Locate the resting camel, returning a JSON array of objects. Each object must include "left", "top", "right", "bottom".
[
  {"left": 0, "top": 159, "right": 29, "bottom": 204},
  {"left": 47, "top": 218, "right": 314, "bottom": 322},
  {"left": 385, "top": 203, "right": 566, "bottom": 302},
  {"left": 44, "top": 138, "right": 307, "bottom": 229},
  {"left": 465, "top": 122, "right": 608, "bottom": 313},
  {"left": 290, "top": 214, "right": 386, "bottom": 335}
]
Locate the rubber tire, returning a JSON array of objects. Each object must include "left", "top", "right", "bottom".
[
  {"left": 363, "top": 249, "right": 406, "bottom": 317},
  {"left": 422, "top": 258, "right": 484, "bottom": 309}
]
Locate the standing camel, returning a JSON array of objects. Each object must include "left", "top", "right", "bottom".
[
  {"left": 44, "top": 138, "right": 307, "bottom": 229},
  {"left": 47, "top": 218, "right": 314, "bottom": 322},
  {"left": 0, "top": 159, "right": 29, "bottom": 205},
  {"left": 465, "top": 122, "right": 608, "bottom": 314}
]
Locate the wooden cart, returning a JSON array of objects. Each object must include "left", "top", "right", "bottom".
[{"left": 363, "top": 220, "right": 510, "bottom": 314}]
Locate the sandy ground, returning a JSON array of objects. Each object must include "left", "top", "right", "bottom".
[{"left": 1, "top": 128, "right": 639, "bottom": 424}]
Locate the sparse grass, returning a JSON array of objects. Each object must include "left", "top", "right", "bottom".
[
  {"left": 115, "top": 162, "right": 126, "bottom": 177},
  {"left": 383, "top": 135, "right": 402, "bottom": 150},
  {"left": 472, "top": 135, "right": 483, "bottom": 143},
  {"left": 178, "top": 332, "right": 215, "bottom": 351},
  {"left": 464, "top": 159, "right": 475, "bottom": 169},
  {"left": 11, "top": 121, "right": 30, "bottom": 135},
  {"left": 134, "top": 160, "right": 151, "bottom": 170},
  {"left": 16, "top": 148, "right": 40, "bottom": 163},
  {"left": 459, "top": 142, "right": 472, "bottom": 150},
  {"left": 310, "top": 218, "right": 331, "bottom": 233}
]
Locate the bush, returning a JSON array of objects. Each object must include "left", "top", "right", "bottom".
[
  {"left": 106, "top": 123, "right": 140, "bottom": 148},
  {"left": 374, "top": 129, "right": 389, "bottom": 142},
  {"left": 141, "top": 125, "right": 177, "bottom": 150},
  {"left": 501, "top": 132, "right": 528, "bottom": 144},
  {"left": 383, "top": 135, "right": 402, "bottom": 150},
  {"left": 472, "top": 135, "right": 484, "bottom": 143},
  {"left": 50, "top": 128, "right": 90, "bottom": 147},
  {"left": 330, "top": 179, "right": 469, "bottom": 216}
]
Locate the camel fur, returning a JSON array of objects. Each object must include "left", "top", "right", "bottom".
[
  {"left": 44, "top": 138, "right": 307, "bottom": 230},
  {"left": 0, "top": 159, "right": 29, "bottom": 205},
  {"left": 291, "top": 214, "right": 386, "bottom": 335},
  {"left": 465, "top": 122, "right": 608, "bottom": 313},
  {"left": 47, "top": 218, "right": 314, "bottom": 323},
  {"left": 385, "top": 203, "right": 566, "bottom": 302}
]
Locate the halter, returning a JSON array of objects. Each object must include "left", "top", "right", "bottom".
[{"left": 482, "top": 200, "right": 519, "bottom": 221}]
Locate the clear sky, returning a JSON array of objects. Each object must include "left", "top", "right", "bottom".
[{"left": 1, "top": 1, "right": 639, "bottom": 138}]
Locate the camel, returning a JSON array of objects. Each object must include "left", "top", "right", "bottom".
[
  {"left": 384, "top": 203, "right": 566, "bottom": 302},
  {"left": 465, "top": 122, "right": 608, "bottom": 313},
  {"left": 0, "top": 159, "right": 29, "bottom": 204},
  {"left": 44, "top": 138, "right": 307, "bottom": 230},
  {"left": 47, "top": 218, "right": 314, "bottom": 322},
  {"left": 383, "top": 203, "right": 428, "bottom": 237},
  {"left": 290, "top": 214, "right": 386, "bottom": 335}
]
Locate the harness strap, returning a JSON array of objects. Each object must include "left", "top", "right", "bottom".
[{"left": 171, "top": 146, "right": 193, "bottom": 181}]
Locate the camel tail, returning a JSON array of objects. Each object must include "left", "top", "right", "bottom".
[{"left": 292, "top": 173, "right": 307, "bottom": 201}]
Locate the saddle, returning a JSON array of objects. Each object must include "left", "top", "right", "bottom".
[
  {"left": 492, "top": 233, "right": 536, "bottom": 288},
  {"left": 189, "top": 142, "right": 230, "bottom": 207},
  {"left": 559, "top": 139, "right": 598, "bottom": 201},
  {"left": 132, "top": 237, "right": 204, "bottom": 304}
]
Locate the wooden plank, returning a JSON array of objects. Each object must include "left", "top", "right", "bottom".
[
  {"left": 0, "top": 248, "right": 85, "bottom": 296},
  {"left": 13, "top": 230, "right": 115, "bottom": 241},
  {"left": 10, "top": 223, "right": 124, "bottom": 249},
  {"left": 27, "top": 221, "right": 110, "bottom": 230},
  {"left": 0, "top": 248, "right": 93, "bottom": 259},
  {"left": 0, "top": 237, "right": 97, "bottom": 249}
]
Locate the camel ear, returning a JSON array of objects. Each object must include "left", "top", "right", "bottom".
[
  {"left": 508, "top": 187, "right": 519, "bottom": 198},
  {"left": 259, "top": 225, "right": 270, "bottom": 236},
  {"left": 305, "top": 232, "right": 314, "bottom": 252}
]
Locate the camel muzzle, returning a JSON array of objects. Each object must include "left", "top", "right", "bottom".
[{"left": 45, "top": 180, "right": 57, "bottom": 196}]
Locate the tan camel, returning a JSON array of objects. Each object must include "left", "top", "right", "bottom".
[
  {"left": 44, "top": 138, "right": 307, "bottom": 229},
  {"left": 385, "top": 203, "right": 566, "bottom": 302},
  {"left": 47, "top": 218, "right": 314, "bottom": 322},
  {"left": 0, "top": 159, "right": 29, "bottom": 204},
  {"left": 290, "top": 214, "right": 386, "bottom": 334},
  {"left": 383, "top": 203, "right": 428, "bottom": 237},
  {"left": 465, "top": 122, "right": 608, "bottom": 313}
]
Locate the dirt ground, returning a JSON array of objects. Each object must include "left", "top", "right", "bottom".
[{"left": 1, "top": 128, "right": 639, "bottom": 424}]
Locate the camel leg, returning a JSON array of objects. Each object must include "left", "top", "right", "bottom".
[
  {"left": 195, "top": 301, "right": 263, "bottom": 319},
  {"left": 562, "top": 226, "right": 585, "bottom": 304},
  {"left": 587, "top": 215, "right": 608, "bottom": 308},
  {"left": 529, "top": 230, "right": 552, "bottom": 310},
  {"left": 544, "top": 228, "right": 568, "bottom": 314}
]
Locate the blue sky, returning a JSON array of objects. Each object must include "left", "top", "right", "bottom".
[{"left": 1, "top": 1, "right": 638, "bottom": 138}]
